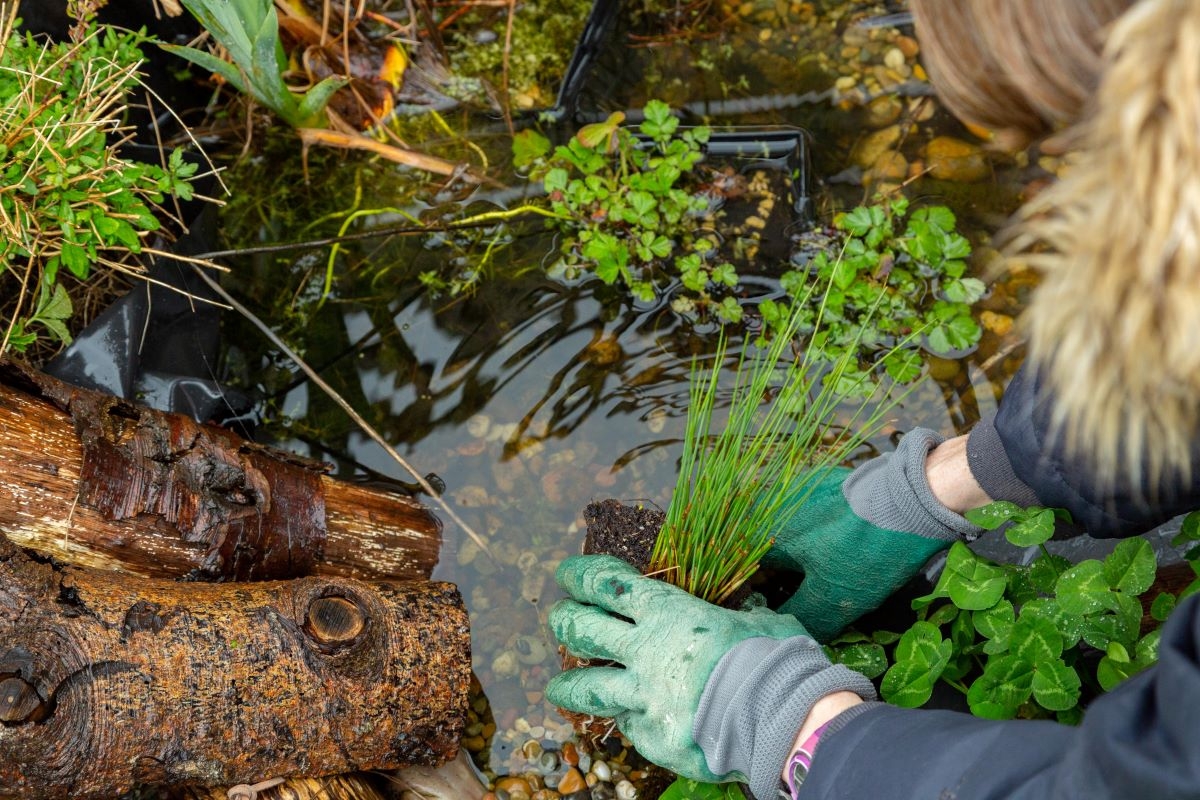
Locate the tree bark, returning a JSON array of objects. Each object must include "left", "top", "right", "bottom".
[
  {"left": 0, "top": 535, "right": 470, "bottom": 800},
  {"left": 0, "top": 359, "right": 441, "bottom": 582}
]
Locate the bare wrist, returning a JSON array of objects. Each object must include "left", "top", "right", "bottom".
[
  {"left": 779, "top": 691, "right": 863, "bottom": 782},
  {"left": 924, "top": 434, "right": 992, "bottom": 515}
]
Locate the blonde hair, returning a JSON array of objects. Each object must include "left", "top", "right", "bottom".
[
  {"left": 915, "top": 0, "right": 1200, "bottom": 491},
  {"left": 910, "top": 0, "right": 1130, "bottom": 147}
]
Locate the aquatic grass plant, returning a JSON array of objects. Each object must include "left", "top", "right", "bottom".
[{"left": 650, "top": 276, "right": 913, "bottom": 606}]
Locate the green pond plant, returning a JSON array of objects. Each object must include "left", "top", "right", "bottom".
[
  {"left": 162, "top": 0, "right": 347, "bottom": 128},
  {"left": 515, "top": 109, "right": 985, "bottom": 367},
  {"left": 826, "top": 503, "right": 1200, "bottom": 722},
  {"left": 513, "top": 99, "right": 746, "bottom": 322},
  {"left": 0, "top": 8, "right": 199, "bottom": 354},
  {"left": 762, "top": 196, "right": 985, "bottom": 384},
  {"left": 648, "top": 274, "right": 912, "bottom": 606}
]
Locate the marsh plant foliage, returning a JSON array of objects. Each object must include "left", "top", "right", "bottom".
[{"left": 649, "top": 279, "right": 912, "bottom": 606}]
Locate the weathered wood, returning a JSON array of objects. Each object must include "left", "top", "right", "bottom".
[
  {"left": 180, "top": 773, "right": 388, "bottom": 800},
  {"left": 0, "top": 360, "right": 441, "bottom": 582},
  {"left": 0, "top": 535, "right": 470, "bottom": 800}
]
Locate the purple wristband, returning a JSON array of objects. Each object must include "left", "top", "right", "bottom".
[{"left": 782, "top": 721, "right": 831, "bottom": 798}]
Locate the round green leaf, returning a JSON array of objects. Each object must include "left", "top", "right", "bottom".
[
  {"left": 1096, "top": 653, "right": 1142, "bottom": 691},
  {"left": 1081, "top": 592, "right": 1142, "bottom": 650},
  {"left": 967, "top": 654, "right": 1034, "bottom": 719},
  {"left": 881, "top": 658, "right": 937, "bottom": 708},
  {"left": 1056, "top": 560, "right": 1118, "bottom": 616},
  {"left": 1010, "top": 613, "right": 1063, "bottom": 662},
  {"left": 1031, "top": 658, "right": 1081, "bottom": 712},
  {"left": 835, "top": 643, "right": 888, "bottom": 679},
  {"left": 964, "top": 501, "right": 1023, "bottom": 531},
  {"left": 1029, "top": 554, "right": 1071, "bottom": 594},
  {"left": 1102, "top": 538, "right": 1156, "bottom": 595},
  {"left": 973, "top": 599, "right": 1014, "bottom": 641},
  {"left": 1151, "top": 592, "right": 1177, "bottom": 622},
  {"left": 882, "top": 622, "right": 953, "bottom": 707},
  {"left": 1006, "top": 508, "right": 1056, "bottom": 547},
  {"left": 942, "top": 542, "right": 1008, "bottom": 610}
]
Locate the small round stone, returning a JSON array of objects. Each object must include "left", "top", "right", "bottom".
[
  {"left": 538, "top": 751, "right": 560, "bottom": 772},
  {"left": 591, "top": 761, "right": 612, "bottom": 782},
  {"left": 557, "top": 767, "right": 587, "bottom": 795},
  {"left": 590, "top": 784, "right": 616, "bottom": 800},
  {"left": 577, "top": 753, "right": 592, "bottom": 773}
]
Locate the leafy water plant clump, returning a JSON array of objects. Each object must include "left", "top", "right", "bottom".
[
  {"left": 515, "top": 99, "right": 746, "bottom": 322},
  {"left": 0, "top": 12, "right": 199, "bottom": 355},
  {"left": 762, "top": 197, "right": 985, "bottom": 383},
  {"left": 828, "top": 504, "right": 1200, "bottom": 722}
]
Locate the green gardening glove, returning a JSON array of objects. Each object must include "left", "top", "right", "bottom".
[
  {"left": 763, "top": 429, "right": 982, "bottom": 642},
  {"left": 546, "top": 555, "right": 876, "bottom": 799}
]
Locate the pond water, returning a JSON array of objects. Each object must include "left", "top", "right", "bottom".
[{"left": 216, "top": 0, "right": 1050, "bottom": 791}]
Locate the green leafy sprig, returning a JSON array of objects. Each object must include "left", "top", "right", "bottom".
[
  {"left": 163, "top": 0, "right": 347, "bottom": 128},
  {"left": 762, "top": 197, "right": 984, "bottom": 380}
]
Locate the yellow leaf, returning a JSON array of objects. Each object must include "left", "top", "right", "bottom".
[{"left": 381, "top": 44, "right": 408, "bottom": 91}]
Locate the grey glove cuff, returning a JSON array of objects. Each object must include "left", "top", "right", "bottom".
[
  {"left": 966, "top": 413, "right": 1041, "bottom": 508},
  {"left": 692, "top": 636, "right": 877, "bottom": 800},
  {"left": 843, "top": 428, "right": 983, "bottom": 542}
]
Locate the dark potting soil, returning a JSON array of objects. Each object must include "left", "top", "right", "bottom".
[{"left": 582, "top": 498, "right": 664, "bottom": 572}]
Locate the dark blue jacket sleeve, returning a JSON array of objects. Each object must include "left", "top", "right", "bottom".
[
  {"left": 800, "top": 592, "right": 1200, "bottom": 799},
  {"left": 965, "top": 364, "right": 1200, "bottom": 537}
]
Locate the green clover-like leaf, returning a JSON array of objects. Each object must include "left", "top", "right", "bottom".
[
  {"left": 940, "top": 542, "right": 1008, "bottom": 610},
  {"left": 834, "top": 642, "right": 888, "bottom": 679},
  {"left": 967, "top": 654, "right": 1034, "bottom": 719},
  {"left": 1006, "top": 508, "right": 1056, "bottom": 547},
  {"left": 1010, "top": 613, "right": 1063, "bottom": 663},
  {"left": 1102, "top": 538, "right": 1156, "bottom": 595},
  {"left": 1031, "top": 657, "right": 1081, "bottom": 711},
  {"left": 1056, "top": 560, "right": 1118, "bottom": 616},
  {"left": 881, "top": 621, "right": 953, "bottom": 707},
  {"left": 964, "top": 501, "right": 1024, "bottom": 530}
]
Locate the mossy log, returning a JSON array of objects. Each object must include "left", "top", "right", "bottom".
[
  {"left": 0, "top": 359, "right": 441, "bottom": 582},
  {"left": 0, "top": 535, "right": 470, "bottom": 800}
]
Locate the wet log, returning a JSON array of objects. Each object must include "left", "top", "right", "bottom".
[
  {"left": 0, "top": 359, "right": 441, "bottom": 582},
  {"left": 0, "top": 535, "right": 470, "bottom": 800}
]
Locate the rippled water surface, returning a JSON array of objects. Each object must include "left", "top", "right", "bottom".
[{"left": 219, "top": 0, "right": 1044, "bottom": 787}]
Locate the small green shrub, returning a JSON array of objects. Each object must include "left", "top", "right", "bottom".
[
  {"left": 0, "top": 15, "right": 199, "bottom": 353},
  {"left": 827, "top": 504, "right": 1200, "bottom": 721}
]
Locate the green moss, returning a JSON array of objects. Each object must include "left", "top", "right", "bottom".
[{"left": 443, "top": 0, "right": 593, "bottom": 106}]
